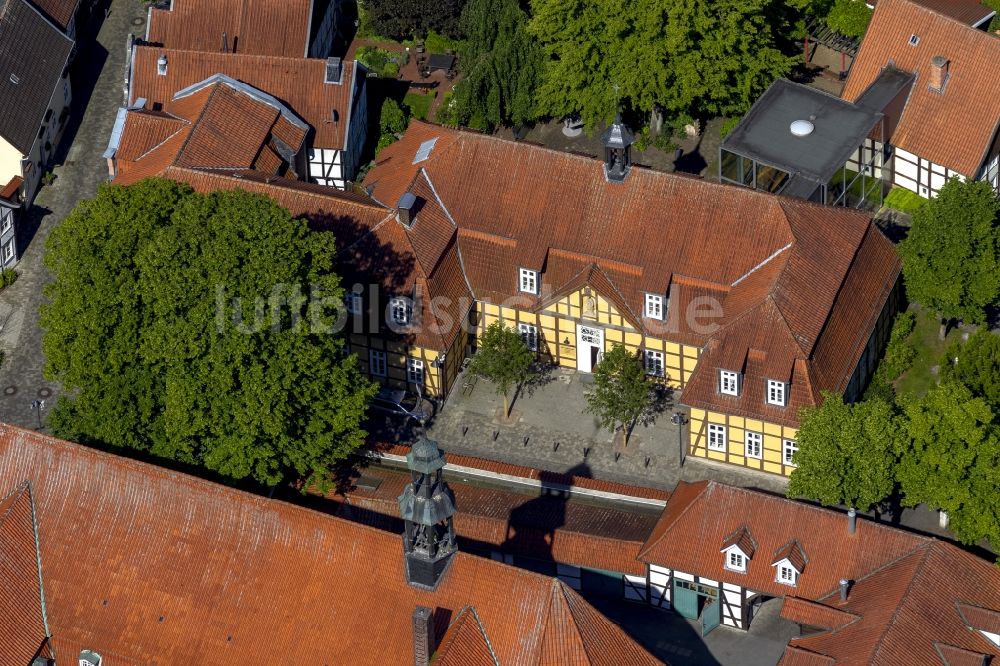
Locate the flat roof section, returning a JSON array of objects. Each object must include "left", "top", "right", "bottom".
[{"left": 723, "top": 78, "right": 883, "bottom": 185}]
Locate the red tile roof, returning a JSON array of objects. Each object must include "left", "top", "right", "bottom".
[
  {"left": 780, "top": 597, "right": 860, "bottom": 631},
  {"left": 146, "top": 0, "right": 314, "bottom": 57},
  {"left": 27, "top": 0, "right": 78, "bottom": 30},
  {"left": 905, "top": 0, "right": 996, "bottom": 24},
  {"left": 433, "top": 607, "right": 499, "bottom": 666},
  {"left": 0, "top": 423, "right": 662, "bottom": 665},
  {"left": 721, "top": 525, "right": 757, "bottom": 558},
  {"left": 842, "top": 0, "right": 1000, "bottom": 176},
  {"left": 0, "top": 175, "right": 23, "bottom": 201},
  {"left": 129, "top": 46, "right": 357, "bottom": 149}
]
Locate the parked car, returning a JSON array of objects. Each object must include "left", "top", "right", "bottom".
[{"left": 370, "top": 388, "right": 434, "bottom": 424}]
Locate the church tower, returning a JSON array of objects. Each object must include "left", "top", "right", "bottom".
[
  {"left": 600, "top": 113, "right": 635, "bottom": 183},
  {"left": 399, "top": 437, "right": 457, "bottom": 590}
]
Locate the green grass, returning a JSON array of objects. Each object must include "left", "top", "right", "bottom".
[
  {"left": 894, "top": 307, "right": 962, "bottom": 397},
  {"left": 883, "top": 187, "right": 927, "bottom": 215},
  {"left": 404, "top": 92, "right": 434, "bottom": 121},
  {"left": 829, "top": 167, "right": 883, "bottom": 206},
  {"left": 423, "top": 31, "right": 463, "bottom": 54}
]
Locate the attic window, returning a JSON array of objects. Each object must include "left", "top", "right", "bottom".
[
  {"left": 727, "top": 550, "right": 747, "bottom": 572},
  {"left": 908, "top": 34, "right": 919, "bottom": 46},
  {"left": 720, "top": 370, "right": 740, "bottom": 396},
  {"left": 413, "top": 138, "right": 438, "bottom": 164},
  {"left": 767, "top": 380, "right": 787, "bottom": 406},
  {"left": 777, "top": 564, "right": 798, "bottom": 586}
]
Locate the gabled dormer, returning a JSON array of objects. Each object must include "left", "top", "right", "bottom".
[
  {"left": 720, "top": 525, "right": 756, "bottom": 573},
  {"left": 772, "top": 540, "right": 807, "bottom": 587}
]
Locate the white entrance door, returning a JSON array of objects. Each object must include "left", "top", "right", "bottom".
[{"left": 576, "top": 325, "right": 604, "bottom": 373}]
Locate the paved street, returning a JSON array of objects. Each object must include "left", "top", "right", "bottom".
[{"left": 0, "top": 0, "right": 142, "bottom": 429}]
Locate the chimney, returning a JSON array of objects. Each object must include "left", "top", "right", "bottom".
[
  {"left": 847, "top": 508, "right": 857, "bottom": 534},
  {"left": 412, "top": 606, "right": 435, "bottom": 666},
  {"left": 397, "top": 192, "right": 417, "bottom": 227},
  {"left": 929, "top": 55, "right": 949, "bottom": 91},
  {"left": 839, "top": 579, "right": 850, "bottom": 603},
  {"left": 156, "top": 54, "right": 168, "bottom": 76},
  {"left": 221, "top": 31, "right": 229, "bottom": 53},
  {"left": 325, "top": 56, "right": 343, "bottom": 84}
]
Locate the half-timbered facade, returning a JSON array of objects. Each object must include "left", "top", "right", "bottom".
[{"left": 842, "top": 0, "right": 1000, "bottom": 198}]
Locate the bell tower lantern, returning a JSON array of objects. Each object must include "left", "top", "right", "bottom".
[
  {"left": 600, "top": 113, "right": 635, "bottom": 183},
  {"left": 399, "top": 437, "right": 458, "bottom": 590}
]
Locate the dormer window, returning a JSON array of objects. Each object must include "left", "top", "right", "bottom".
[
  {"left": 720, "top": 370, "right": 740, "bottom": 396},
  {"left": 519, "top": 268, "right": 538, "bottom": 295},
  {"left": 767, "top": 379, "right": 787, "bottom": 406},
  {"left": 777, "top": 564, "right": 798, "bottom": 586},
  {"left": 390, "top": 297, "right": 412, "bottom": 325},
  {"left": 772, "top": 541, "right": 805, "bottom": 587},
  {"left": 644, "top": 293, "right": 664, "bottom": 319},
  {"left": 720, "top": 526, "right": 755, "bottom": 574},
  {"left": 727, "top": 551, "right": 746, "bottom": 572}
]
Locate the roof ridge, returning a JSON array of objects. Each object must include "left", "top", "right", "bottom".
[
  {"left": 134, "top": 43, "right": 356, "bottom": 65},
  {"left": 867, "top": 543, "right": 936, "bottom": 664},
  {"left": 637, "top": 480, "right": 712, "bottom": 560},
  {"left": 883, "top": 0, "right": 1000, "bottom": 33}
]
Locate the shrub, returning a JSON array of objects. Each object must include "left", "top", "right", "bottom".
[
  {"left": 0, "top": 269, "right": 17, "bottom": 289},
  {"left": 720, "top": 117, "right": 741, "bottom": 138},
  {"left": 883, "top": 187, "right": 927, "bottom": 215},
  {"left": 423, "top": 30, "right": 462, "bottom": 54},
  {"left": 356, "top": 46, "right": 403, "bottom": 78},
  {"left": 825, "top": 0, "right": 873, "bottom": 37}
]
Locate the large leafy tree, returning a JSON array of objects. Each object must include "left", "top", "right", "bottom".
[
  {"left": 42, "top": 179, "right": 377, "bottom": 487},
  {"left": 528, "top": 0, "right": 794, "bottom": 129},
  {"left": 583, "top": 344, "right": 652, "bottom": 446},
  {"left": 467, "top": 321, "right": 536, "bottom": 418},
  {"left": 899, "top": 179, "right": 1000, "bottom": 339},
  {"left": 455, "top": 0, "right": 543, "bottom": 130},
  {"left": 787, "top": 394, "right": 901, "bottom": 510},
  {"left": 896, "top": 382, "right": 1000, "bottom": 546},
  {"left": 941, "top": 330, "right": 1000, "bottom": 410},
  {"left": 824, "top": 0, "right": 873, "bottom": 37},
  {"left": 362, "top": 0, "right": 466, "bottom": 40}
]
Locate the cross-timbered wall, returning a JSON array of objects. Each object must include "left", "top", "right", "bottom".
[
  {"left": 627, "top": 564, "right": 758, "bottom": 630},
  {"left": 688, "top": 410, "right": 799, "bottom": 476},
  {"left": 892, "top": 146, "right": 966, "bottom": 198},
  {"left": 308, "top": 147, "right": 345, "bottom": 188}
]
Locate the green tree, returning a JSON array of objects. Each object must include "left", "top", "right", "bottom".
[
  {"left": 361, "top": 0, "right": 467, "bottom": 40},
  {"left": 941, "top": 330, "right": 1000, "bottom": 410},
  {"left": 528, "top": 0, "right": 795, "bottom": 129},
  {"left": 787, "top": 394, "right": 900, "bottom": 510},
  {"left": 455, "top": 0, "right": 543, "bottom": 129},
  {"left": 467, "top": 321, "right": 536, "bottom": 418},
  {"left": 899, "top": 178, "right": 1000, "bottom": 339},
  {"left": 377, "top": 99, "right": 410, "bottom": 154},
  {"left": 583, "top": 344, "right": 652, "bottom": 446},
  {"left": 824, "top": 0, "right": 873, "bottom": 37},
  {"left": 897, "top": 382, "right": 1000, "bottom": 545},
  {"left": 42, "top": 180, "right": 377, "bottom": 488}
]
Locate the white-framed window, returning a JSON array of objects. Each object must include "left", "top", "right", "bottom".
[
  {"left": 767, "top": 380, "right": 787, "bottom": 406},
  {"left": 720, "top": 370, "right": 740, "bottom": 396},
  {"left": 745, "top": 431, "right": 762, "bottom": 459},
  {"left": 783, "top": 439, "right": 798, "bottom": 467},
  {"left": 644, "top": 293, "right": 664, "bottom": 320},
  {"left": 407, "top": 358, "right": 424, "bottom": 384},
  {"left": 726, "top": 550, "right": 746, "bottom": 572},
  {"left": 519, "top": 268, "right": 538, "bottom": 294},
  {"left": 346, "top": 292, "right": 362, "bottom": 315},
  {"left": 0, "top": 213, "right": 12, "bottom": 235},
  {"left": 389, "top": 297, "right": 412, "bottom": 325},
  {"left": 1, "top": 240, "right": 14, "bottom": 263},
  {"left": 518, "top": 323, "right": 538, "bottom": 351},
  {"left": 369, "top": 350, "right": 387, "bottom": 377},
  {"left": 644, "top": 349, "right": 664, "bottom": 376},
  {"left": 777, "top": 564, "right": 798, "bottom": 586},
  {"left": 708, "top": 423, "right": 727, "bottom": 451}
]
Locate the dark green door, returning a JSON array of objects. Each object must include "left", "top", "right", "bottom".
[
  {"left": 702, "top": 597, "right": 721, "bottom": 636},
  {"left": 672, "top": 581, "right": 698, "bottom": 619}
]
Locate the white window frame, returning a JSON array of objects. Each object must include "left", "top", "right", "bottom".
[
  {"left": 720, "top": 370, "right": 740, "bottom": 396},
  {"left": 726, "top": 550, "right": 746, "bottom": 573},
  {"left": 644, "top": 293, "right": 664, "bottom": 320},
  {"left": 390, "top": 297, "right": 412, "bottom": 325},
  {"left": 369, "top": 350, "right": 387, "bottom": 377},
  {"left": 776, "top": 564, "right": 798, "bottom": 586},
  {"left": 0, "top": 213, "right": 11, "bottom": 235},
  {"left": 644, "top": 349, "right": 664, "bottom": 377},
  {"left": 708, "top": 423, "right": 727, "bottom": 452},
  {"left": 519, "top": 268, "right": 538, "bottom": 295},
  {"left": 745, "top": 431, "right": 762, "bottom": 459},
  {"left": 407, "top": 358, "right": 424, "bottom": 384},
  {"left": 767, "top": 379, "right": 787, "bottom": 406},
  {"left": 346, "top": 292, "right": 362, "bottom": 315},
  {"left": 783, "top": 439, "right": 798, "bottom": 467},
  {"left": 518, "top": 323, "right": 538, "bottom": 351},
  {"left": 1, "top": 240, "right": 13, "bottom": 263}
]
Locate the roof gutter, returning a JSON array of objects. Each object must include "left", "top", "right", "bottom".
[{"left": 972, "top": 10, "right": 996, "bottom": 28}]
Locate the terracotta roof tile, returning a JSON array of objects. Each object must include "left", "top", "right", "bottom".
[
  {"left": 0, "top": 424, "right": 662, "bottom": 665},
  {"left": 780, "top": 597, "right": 860, "bottom": 630},
  {"left": 842, "top": 0, "right": 1000, "bottom": 176},
  {"left": 773, "top": 539, "right": 809, "bottom": 572},
  {"left": 779, "top": 646, "right": 837, "bottom": 666},
  {"left": 0, "top": 175, "right": 24, "bottom": 201},
  {"left": 956, "top": 604, "right": 1000, "bottom": 635},
  {"left": 905, "top": 0, "right": 996, "bottom": 24},
  {"left": 433, "top": 607, "right": 499, "bottom": 666},
  {"left": 28, "top": 0, "right": 79, "bottom": 30},
  {"left": 721, "top": 525, "right": 757, "bottom": 558},
  {"left": 933, "top": 643, "right": 992, "bottom": 666},
  {"left": 146, "top": 0, "right": 313, "bottom": 57},
  {"left": 130, "top": 46, "right": 356, "bottom": 149},
  {"left": 0, "top": 483, "right": 50, "bottom": 663}
]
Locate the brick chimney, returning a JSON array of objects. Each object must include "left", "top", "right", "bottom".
[
  {"left": 929, "top": 55, "right": 949, "bottom": 91},
  {"left": 412, "top": 606, "right": 435, "bottom": 666}
]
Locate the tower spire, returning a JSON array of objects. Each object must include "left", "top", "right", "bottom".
[
  {"left": 600, "top": 91, "right": 634, "bottom": 183},
  {"left": 399, "top": 437, "right": 458, "bottom": 590}
]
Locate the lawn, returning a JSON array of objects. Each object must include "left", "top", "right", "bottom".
[
  {"left": 883, "top": 187, "right": 927, "bottom": 215},
  {"left": 894, "top": 307, "right": 963, "bottom": 397},
  {"left": 404, "top": 92, "right": 434, "bottom": 121}
]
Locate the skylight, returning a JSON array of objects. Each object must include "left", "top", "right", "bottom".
[{"left": 413, "top": 138, "right": 438, "bottom": 164}]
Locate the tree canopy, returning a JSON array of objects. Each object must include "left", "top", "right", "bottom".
[
  {"left": 824, "top": 0, "right": 873, "bottom": 37},
  {"left": 454, "top": 0, "right": 544, "bottom": 130},
  {"left": 467, "top": 320, "right": 536, "bottom": 417},
  {"left": 942, "top": 330, "right": 1000, "bottom": 410},
  {"left": 361, "top": 0, "right": 467, "bottom": 40},
  {"left": 583, "top": 344, "right": 652, "bottom": 446},
  {"left": 899, "top": 179, "right": 1000, "bottom": 331},
  {"left": 787, "top": 393, "right": 900, "bottom": 510},
  {"left": 527, "top": 0, "right": 795, "bottom": 129},
  {"left": 42, "top": 179, "right": 376, "bottom": 488}
]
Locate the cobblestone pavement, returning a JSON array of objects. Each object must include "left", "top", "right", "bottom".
[{"left": 0, "top": 0, "right": 143, "bottom": 430}]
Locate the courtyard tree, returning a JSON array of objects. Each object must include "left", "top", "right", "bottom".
[
  {"left": 787, "top": 393, "right": 900, "bottom": 510},
  {"left": 361, "top": 0, "right": 467, "bottom": 40},
  {"left": 583, "top": 344, "right": 652, "bottom": 447},
  {"left": 896, "top": 381, "right": 1000, "bottom": 546},
  {"left": 824, "top": 0, "right": 873, "bottom": 37},
  {"left": 898, "top": 178, "right": 1000, "bottom": 339},
  {"left": 466, "top": 320, "right": 536, "bottom": 418},
  {"left": 455, "top": 0, "right": 543, "bottom": 130},
  {"left": 42, "top": 179, "right": 377, "bottom": 488},
  {"left": 941, "top": 329, "right": 1000, "bottom": 410}
]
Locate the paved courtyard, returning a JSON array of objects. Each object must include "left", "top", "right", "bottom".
[{"left": 0, "top": 0, "right": 142, "bottom": 429}]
